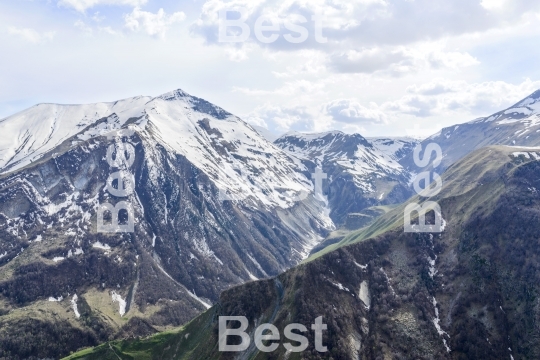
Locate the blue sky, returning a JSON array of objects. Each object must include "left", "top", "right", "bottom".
[{"left": 2, "top": 0, "right": 540, "bottom": 138}]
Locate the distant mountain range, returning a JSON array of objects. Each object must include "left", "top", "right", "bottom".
[
  {"left": 401, "top": 89, "right": 540, "bottom": 172},
  {"left": 3, "top": 88, "right": 540, "bottom": 359},
  {"left": 274, "top": 132, "right": 418, "bottom": 225}
]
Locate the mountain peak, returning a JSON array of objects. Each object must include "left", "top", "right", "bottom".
[
  {"left": 156, "top": 88, "right": 191, "bottom": 101},
  {"left": 155, "top": 88, "right": 232, "bottom": 120}
]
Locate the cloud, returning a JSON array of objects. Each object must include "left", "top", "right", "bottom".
[
  {"left": 406, "top": 80, "right": 464, "bottom": 96},
  {"left": 386, "top": 78, "right": 540, "bottom": 118},
  {"left": 245, "top": 104, "right": 329, "bottom": 132},
  {"left": 7, "top": 27, "right": 55, "bottom": 43},
  {"left": 325, "top": 99, "right": 387, "bottom": 124},
  {"left": 74, "top": 20, "right": 122, "bottom": 36},
  {"left": 234, "top": 79, "right": 325, "bottom": 97},
  {"left": 92, "top": 11, "right": 105, "bottom": 22},
  {"left": 124, "top": 7, "right": 186, "bottom": 38},
  {"left": 74, "top": 20, "right": 93, "bottom": 35},
  {"left": 328, "top": 48, "right": 409, "bottom": 73},
  {"left": 192, "top": 0, "right": 387, "bottom": 50},
  {"left": 58, "top": 0, "right": 147, "bottom": 12},
  {"left": 384, "top": 95, "right": 438, "bottom": 117},
  {"left": 192, "top": 0, "right": 540, "bottom": 52},
  {"left": 328, "top": 47, "right": 479, "bottom": 75},
  {"left": 481, "top": 0, "right": 508, "bottom": 11},
  {"left": 426, "top": 50, "right": 479, "bottom": 69}
]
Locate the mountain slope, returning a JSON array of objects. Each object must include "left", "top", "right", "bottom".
[
  {"left": 66, "top": 144, "right": 540, "bottom": 360},
  {"left": 0, "top": 89, "right": 333, "bottom": 359},
  {"left": 400, "top": 89, "right": 540, "bottom": 172},
  {"left": 274, "top": 131, "right": 415, "bottom": 225}
]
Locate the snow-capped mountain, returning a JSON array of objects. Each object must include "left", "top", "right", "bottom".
[
  {"left": 274, "top": 131, "right": 414, "bottom": 224},
  {"left": 401, "top": 89, "right": 540, "bottom": 171},
  {"left": 0, "top": 89, "right": 334, "bottom": 355},
  {"left": 0, "top": 90, "right": 316, "bottom": 210}
]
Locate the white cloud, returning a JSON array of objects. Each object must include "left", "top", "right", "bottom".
[
  {"left": 386, "top": 78, "right": 540, "bottom": 118},
  {"left": 74, "top": 20, "right": 93, "bottom": 35},
  {"left": 92, "top": 11, "right": 105, "bottom": 22},
  {"left": 481, "top": 0, "right": 508, "bottom": 11},
  {"left": 4, "top": 0, "right": 540, "bottom": 140},
  {"left": 58, "top": 0, "right": 147, "bottom": 12},
  {"left": 224, "top": 43, "right": 257, "bottom": 61},
  {"left": 329, "top": 48, "right": 410, "bottom": 74},
  {"left": 74, "top": 20, "right": 122, "bottom": 36},
  {"left": 427, "top": 50, "right": 480, "bottom": 69},
  {"left": 234, "top": 79, "right": 325, "bottom": 97},
  {"left": 325, "top": 99, "right": 387, "bottom": 124},
  {"left": 328, "top": 46, "right": 479, "bottom": 75},
  {"left": 406, "top": 80, "right": 464, "bottom": 96},
  {"left": 124, "top": 7, "right": 186, "bottom": 38},
  {"left": 193, "top": 0, "right": 540, "bottom": 52},
  {"left": 192, "top": 0, "right": 388, "bottom": 49},
  {"left": 245, "top": 104, "right": 330, "bottom": 132},
  {"left": 7, "top": 26, "right": 55, "bottom": 43}
]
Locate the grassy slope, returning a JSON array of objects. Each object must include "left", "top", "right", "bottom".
[{"left": 306, "top": 145, "right": 516, "bottom": 262}]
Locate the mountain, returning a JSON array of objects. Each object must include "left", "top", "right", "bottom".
[
  {"left": 67, "top": 144, "right": 540, "bottom": 359},
  {"left": 367, "top": 137, "right": 420, "bottom": 162},
  {"left": 400, "top": 89, "right": 540, "bottom": 172},
  {"left": 274, "top": 131, "right": 416, "bottom": 225},
  {"left": 0, "top": 89, "right": 334, "bottom": 359}
]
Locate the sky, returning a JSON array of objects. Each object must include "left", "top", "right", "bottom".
[{"left": 2, "top": 0, "right": 540, "bottom": 138}]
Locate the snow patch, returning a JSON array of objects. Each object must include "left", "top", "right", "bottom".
[
  {"left": 329, "top": 280, "right": 350, "bottom": 292},
  {"left": 359, "top": 281, "right": 370, "bottom": 309},
  {"left": 111, "top": 291, "right": 127, "bottom": 316},
  {"left": 244, "top": 266, "right": 258, "bottom": 281},
  {"left": 71, "top": 294, "right": 80, "bottom": 318},
  {"left": 432, "top": 297, "right": 451, "bottom": 352},
  {"left": 354, "top": 261, "right": 368, "bottom": 270},
  {"left": 92, "top": 241, "right": 111, "bottom": 250},
  {"left": 247, "top": 253, "right": 268, "bottom": 277},
  {"left": 512, "top": 151, "right": 530, "bottom": 158},
  {"left": 153, "top": 260, "right": 212, "bottom": 309}
]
